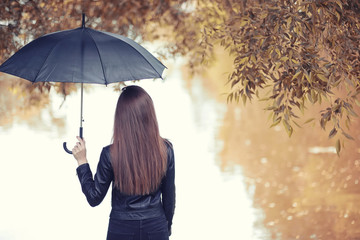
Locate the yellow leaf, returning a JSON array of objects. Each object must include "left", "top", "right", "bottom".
[
  {"left": 259, "top": 13, "right": 268, "bottom": 19},
  {"left": 317, "top": 74, "right": 328, "bottom": 82},
  {"left": 242, "top": 94, "right": 247, "bottom": 105},
  {"left": 239, "top": 19, "right": 248, "bottom": 27},
  {"left": 355, "top": 99, "right": 360, "bottom": 107},
  {"left": 251, "top": 54, "right": 256, "bottom": 63},
  {"left": 303, "top": 70, "right": 311, "bottom": 83},
  {"left": 239, "top": 57, "right": 249, "bottom": 65},
  {"left": 286, "top": 17, "right": 292, "bottom": 29},
  {"left": 275, "top": 48, "right": 281, "bottom": 57},
  {"left": 283, "top": 120, "right": 293, "bottom": 137},
  {"left": 292, "top": 71, "right": 301, "bottom": 80},
  {"left": 274, "top": 23, "right": 279, "bottom": 32},
  {"left": 295, "top": 25, "right": 299, "bottom": 35},
  {"left": 292, "top": 120, "right": 302, "bottom": 128},
  {"left": 270, "top": 118, "right": 281, "bottom": 128},
  {"left": 275, "top": 62, "right": 281, "bottom": 72},
  {"left": 259, "top": 39, "right": 265, "bottom": 47},
  {"left": 335, "top": 0, "right": 343, "bottom": 10},
  {"left": 304, "top": 118, "right": 315, "bottom": 124},
  {"left": 280, "top": 56, "right": 288, "bottom": 62},
  {"left": 273, "top": 71, "right": 280, "bottom": 80},
  {"left": 336, "top": 139, "right": 341, "bottom": 156},
  {"left": 289, "top": 50, "right": 293, "bottom": 60},
  {"left": 335, "top": 11, "right": 340, "bottom": 22}
]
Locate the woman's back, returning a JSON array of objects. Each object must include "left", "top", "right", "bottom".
[
  {"left": 73, "top": 85, "right": 176, "bottom": 240},
  {"left": 111, "top": 85, "right": 168, "bottom": 195}
]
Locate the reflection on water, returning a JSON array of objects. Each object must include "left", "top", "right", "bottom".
[
  {"left": 218, "top": 101, "right": 360, "bottom": 240},
  {"left": 308, "top": 146, "right": 337, "bottom": 154},
  {"left": 2, "top": 49, "right": 360, "bottom": 239},
  {"left": 188, "top": 48, "right": 360, "bottom": 239},
  {"left": 0, "top": 58, "right": 260, "bottom": 240}
]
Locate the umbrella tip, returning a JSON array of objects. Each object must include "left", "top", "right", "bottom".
[{"left": 82, "top": 13, "right": 85, "bottom": 28}]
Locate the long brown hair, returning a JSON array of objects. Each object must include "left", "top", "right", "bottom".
[{"left": 110, "top": 85, "right": 167, "bottom": 195}]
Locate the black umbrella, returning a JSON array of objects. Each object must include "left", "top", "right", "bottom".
[{"left": 0, "top": 14, "right": 166, "bottom": 154}]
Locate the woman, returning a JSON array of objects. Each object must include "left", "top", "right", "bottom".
[{"left": 72, "top": 85, "right": 175, "bottom": 240}]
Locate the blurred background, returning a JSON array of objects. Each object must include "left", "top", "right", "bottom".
[{"left": 1, "top": 1, "right": 360, "bottom": 240}]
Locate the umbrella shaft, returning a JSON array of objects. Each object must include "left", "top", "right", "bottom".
[{"left": 80, "top": 82, "right": 84, "bottom": 128}]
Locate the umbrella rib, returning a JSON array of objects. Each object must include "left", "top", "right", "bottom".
[
  {"left": 85, "top": 28, "right": 108, "bottom": 85},
  {"left": 33, "top": 31, "right": 74, "bottom": 82},
  {"left": 114, "top": 38, "right": 164, "bottom": 79},
  {"left": 130, "top": 47, "right": 163, "bottom": 79},
  {"left": 99, "top": 30, "right": 165, "bottom": 79}
]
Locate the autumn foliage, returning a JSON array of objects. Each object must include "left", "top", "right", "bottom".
[
  {"left": 181, "top": 0, "right": 360, "bottom": 154},
  {"left": 0, "top": 0, "right": 359, "bottom": 153}
]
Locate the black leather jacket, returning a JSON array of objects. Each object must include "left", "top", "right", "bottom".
[{"left": 76, "top": 140, "right": 175, "bottom": 232}]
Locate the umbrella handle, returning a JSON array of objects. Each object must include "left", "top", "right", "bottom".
[
  {"left": 63, "top": 127, "right": 83, "bottom": 154},
  {"left": 63, "top": 142, "right": 73, "bottom": 154}
]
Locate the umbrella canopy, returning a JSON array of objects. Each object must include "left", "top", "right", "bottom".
[
  {"left": 0, "top": 17, "right": 165, "bottom": 84},
  {"left": 0, "top": 14, "right": 166, "bottom": 154}
]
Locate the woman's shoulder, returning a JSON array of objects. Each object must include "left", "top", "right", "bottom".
[
  {"left": 100, "top": 145, "right": 112, "bottom": 165},
  {"left": 100, "top": 144, "right": 112, "bottom": 156},
  {"left": 163, "top": 138, "right": 173, "bottom": 148},
  {"left": 103, "top": 144, "right": 112, "bottom": 151},
  {"left": 163, "top": 139, "right": 174, "bottom": 155}
]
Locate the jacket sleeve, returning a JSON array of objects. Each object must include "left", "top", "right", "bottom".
[
  {"left": 76, "top": 147, "right": 113, "bottom": 207},
  {"left": 161, "top": 141, "right": 176, "bottom": 235}
]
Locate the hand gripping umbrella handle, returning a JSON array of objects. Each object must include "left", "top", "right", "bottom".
[{"left": 63, "top": 127, "right": 83, "bottom": 154}]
